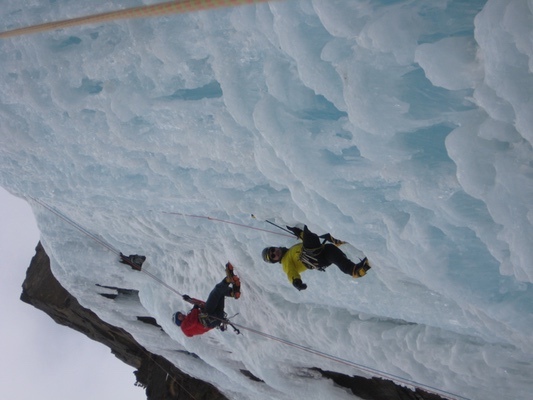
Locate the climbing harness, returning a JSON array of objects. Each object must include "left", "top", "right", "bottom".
[
  {"left": 300, "top": 245, "right": 326, "bottom": 271},
  {"left": 199, "top": 312, "right": 241, "bottom": 335}
]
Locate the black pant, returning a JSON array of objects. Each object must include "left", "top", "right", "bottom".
[
  {"left": 204, "top": 279, "right": 232, "bottom": 328},
  {"left": 316, "top": 244, "right": 357, "bottom": 275},
  {"left": 302, "top": 226, "right": 356, "bottom": 276}
]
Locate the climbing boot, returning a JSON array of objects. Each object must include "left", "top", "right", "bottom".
[
  {"left": 352, "top": 257, "right": 371, "bottom": 278},
  {"left": 231, "top": 275, "right": 241, "bottom": 299}
]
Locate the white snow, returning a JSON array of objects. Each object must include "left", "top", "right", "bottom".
[{"left": 1, "top": 1, "right": 532, "bottom": 399}]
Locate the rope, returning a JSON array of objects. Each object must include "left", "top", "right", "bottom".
[
  {"left": 142, "top": 268, "right": 184, "bottom": 297},
  {"left": 0, "top": 0, "right": 274, "bottom": 39},
  {"left": 239, "top": 328, "right": 466, "bottom": 400},
  {"left": 163, "top": 211, "right": 294, "bottom": 238},
  {"left": 202, "top": 315, "right": 468, "bottom": 400},
  {"left": 31, "top": 196, "right": 122, "bottom": 255},
  {"left": 30, "top": 196, "right": 185, "bottom": 296}
]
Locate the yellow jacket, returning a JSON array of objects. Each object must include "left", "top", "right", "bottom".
[{"left": 280, "top": 243, "right": 309, "bottom": 282}]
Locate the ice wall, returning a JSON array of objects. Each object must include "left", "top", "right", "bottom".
[{"left": 1, "top": 1, "right": 532, "bottom": 399}]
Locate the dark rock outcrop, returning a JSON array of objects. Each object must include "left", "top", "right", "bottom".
[
  {"left": 21, "top": 242, "right": 446, "bottom": 400},
  {"left": 313, "top": 369, "right": 446, "bottom": 400},
  {"left": 21, "top": 242, "right": 227, "bottom": 400}
]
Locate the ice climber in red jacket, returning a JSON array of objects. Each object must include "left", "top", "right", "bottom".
[{"left": 173, "top": 263, "right": 241, "bottom": 337}]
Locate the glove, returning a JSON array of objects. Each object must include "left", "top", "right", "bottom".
[
  {"left": 182, "top": 294, "right": 191, "bottom": 302},
  {"left": 292, "top": 278, "right": 307, "bottom": 291},
  {"left": 286, "top": 226, "right": 303, "bottom": 239},
  {"left": 319, "top": 233, "right": 345, "bottom": 246}
]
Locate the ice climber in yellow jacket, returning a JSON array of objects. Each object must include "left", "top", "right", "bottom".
[{"left": 261, "top": 225, "right": 370, "bottom": 291}]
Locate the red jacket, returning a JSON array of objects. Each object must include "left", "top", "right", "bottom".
[{"left": 180, "top": 298, "right": 212, "bottom": 337}]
